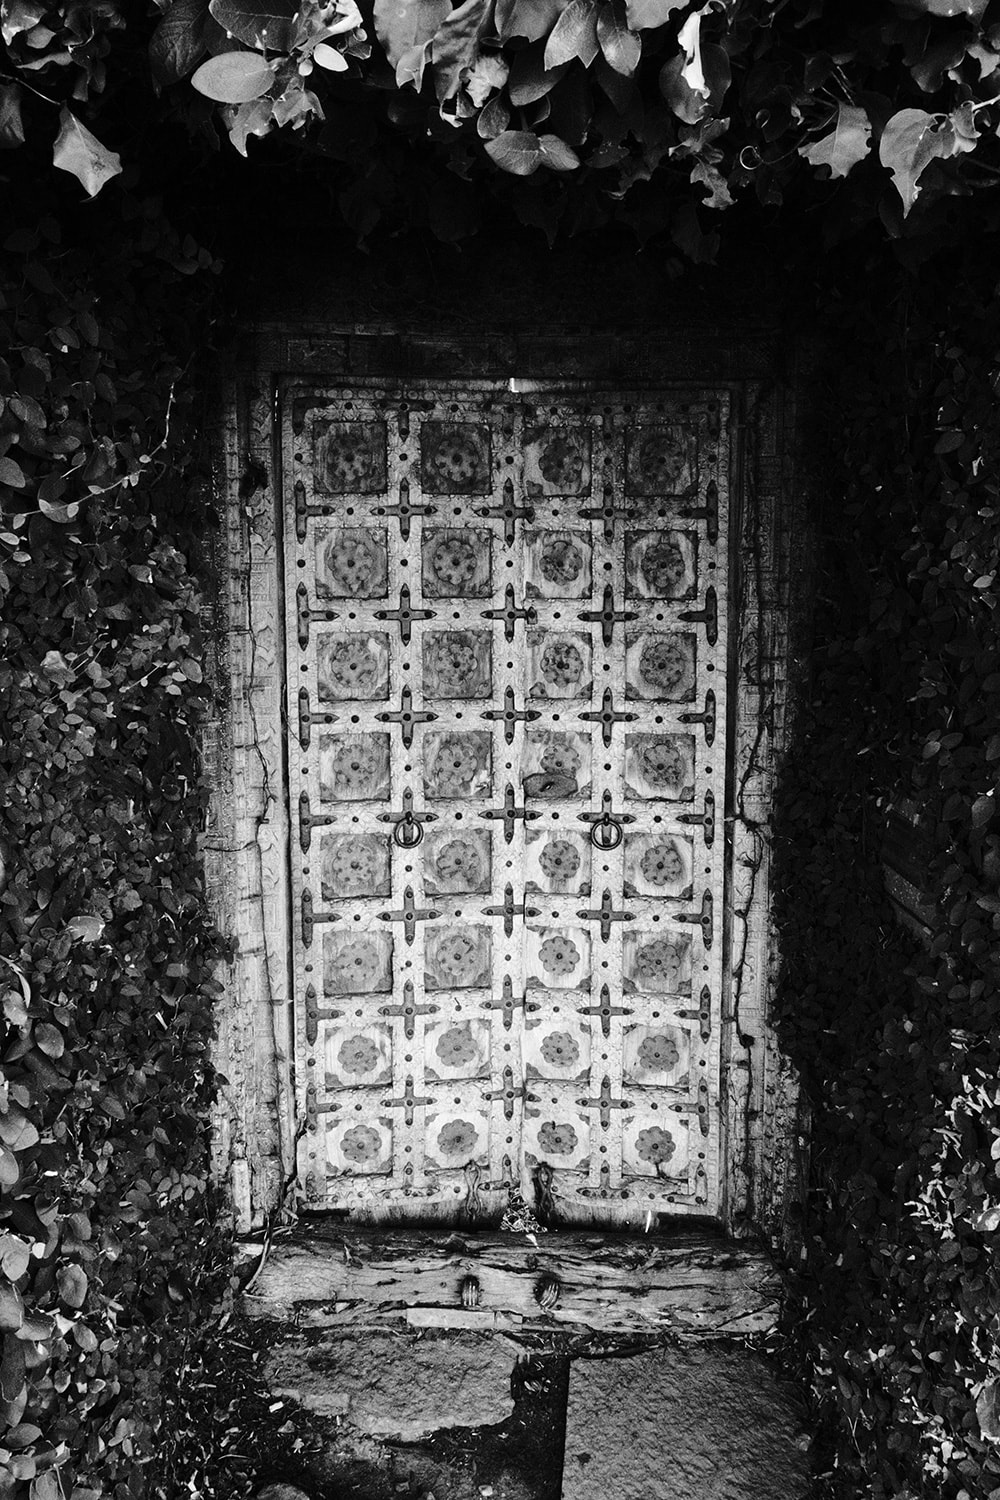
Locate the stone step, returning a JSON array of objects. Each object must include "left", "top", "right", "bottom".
[{"left": 561, "top": 1344, "right": 810, "bottom": 1500}]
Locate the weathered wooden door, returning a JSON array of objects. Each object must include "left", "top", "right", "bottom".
[{"left": 283, "top": 382, "right": 731, "bottom": 1226}]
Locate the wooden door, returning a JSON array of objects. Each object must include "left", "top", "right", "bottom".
[{"left": 283, "top": 382, "right": 731, "bottom": 1226}]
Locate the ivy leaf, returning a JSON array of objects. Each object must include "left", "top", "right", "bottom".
[
  {"left": 33, "top": 1022, "right": 64, "bottom": 1059},
  {"left": 0, "top": 1283, "right": 24, "bottom": 1334},
  {"left": 625, "top": 0, "right": 687, "bottom": 25},
  {"left": 659, "top": 51, "right": 707, "bottom": 124},
  {"left": 373, "top": 0, "right": 449, "bottom": 73},
  {"left": 1, "top": 1, "right": 45, "bottom": 46},
  {"left": 56, "top": 1264, "right": 88, "bottom": 1310},
  {"left": 0, "top": 1149, "right": 19, "bottom": 1191},
  {"left": 0, "top": 458, "right": 26, "bottom": 489},
  {"left": 495, "top": 0, "right": 564, "bottom": 42},
  {"left": 800, "top": 105, "right": 872, "bottom": 179},
  {"left": 225, "top": 96, "right": 274, "bottom": 154},
  {"left": 545, "top": 0, "right": 600, "bottom": 70},
  {"left": 209, "top": 0, "right": 297, "bottom": 52},
  {"left": 430, "top": 0, "right": 491, "bottom": 102},
  {"left": 896, "top": 0, "right": 988, "bottom": 14},
  {"left": 66, "top": 914, "right": 106, "bottom": 943},
  {"left": 313, "top": 41, "right": 348, "bottom": 71},
  {"left": 52, "top": 109, "right": 122, "bottom": 199},
  {"left": 477, "top": 94, "right": 511, "bottom": 138},
  {"left": 597, "top": 1, "right": 641, "bottom": 75},
  {"left": 539, "top": 133, "right": 581, "bottom": 170},
  {"left": 38, "top": 497, "right": 81, "bottom": 524},
  {"left": 978, "top": 1377, "right": 1000, "bottom": 1441},
  {"left": 971, "top": 793, "right": 994, "bottom": 828},
  {"left": 149, "top": 0, "right": 209, "bottom": 87},
  {"left": 0, "top": 84, "right": 24, "bottom": 149},
  {"left": 485, "top": 128, "right": 543, "bottom": 174},
  {"left": 191, "top": 51, "right": 274, "bottom": 103},
  {"left": 879, "top": 106, "right": 976, "bottom": 214}
]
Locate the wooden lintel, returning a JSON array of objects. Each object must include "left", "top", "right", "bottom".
[{"left": 242, "top": 1225, "right": 781, "bottom": 1336}]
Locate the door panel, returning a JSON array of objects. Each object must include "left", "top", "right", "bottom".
[{"left": 283, "top": 384, "right": 731, "bottom": 1224}]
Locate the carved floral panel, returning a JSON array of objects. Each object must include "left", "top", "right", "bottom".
[
  {"left": 523, "top": 425, "right": 591, "bottom": 496},
  {"left": 314, "top": 420, "right": 388, "bottom": 494},
  {"left": 625, "top": 425, "right": 695, "bottom": 496},
  {"left": 423, "top": 730, "right": 491, "bottom": 801},
  {"left": 323, "top": 930, "right": 394, "bottom": 996},
  {"left": 320, "top": 831, "right": 391, "bottom": 901},
  {"left": 421, "top": 526, "right": 493, "bottom": 597},
  {"left": 316, "top": 527, "right": 388, "bottom": 599},
  {"left": 317, "top": 633, "right": 390, "bottom": 701},
  {"left": 623, "top": 832, "right": 693, "bottom": 899},
  {"left": 422, "top": 629, "right": 492, "bottom": 699},
  {"left": 423, "top": 828, "right": 492, "bottom": 895},
  {"left": 623, "top": 733, "right": 696, "bottom": 801},
  {"left": 520, "top": 730, "right": 591, "bottom": 799},
  {"left": 425, "top": 924, "right": 492, "bottom": 991},
  {"left": 319, "top": 733, "right": 391, "bottom": 802},
  {"left": 420, "top": 420, "right": 491, "bottom": 494},
  {"left": 624, "top": 632, "right": 697, "bottom": 702},
  {"left": 622, "top": 929, "right": 692, "bottom": 996},
  {"left": 524, "top": 528, "right": 592, "bottom": 599},
  {"left": 625, "top": 530, "right": 697, "bottom": 600},
  {"left": 526, "top": 630, "right": 593, "bottom": 700},
  {"left": 325, "top": 1024, "right": 393, "bottom": 1088},
  {"left": 524, "top": 829, "right": 591, "bottom": 895}
]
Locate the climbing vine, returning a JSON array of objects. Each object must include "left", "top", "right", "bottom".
[
  {"left": 771, "top": 245, "right": 1000, "bottom": 1499},
  {"left": 6, "top": 1, "right": 1000, "bottom": 249}
]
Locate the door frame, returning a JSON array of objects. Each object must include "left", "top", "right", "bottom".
[{"left": 204, "top": 320, "right": 809, "bottom": 1250}]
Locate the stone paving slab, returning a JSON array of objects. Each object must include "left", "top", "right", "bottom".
[
  {"left": 265, "top": 1329, "right": 518, "bottom": 1442},
  {"left": 561, "top": 1344, "right": 810, "bottom": 1500}
]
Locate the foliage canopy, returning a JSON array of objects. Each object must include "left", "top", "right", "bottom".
[{"left": 5, "top": 0, "right": 1000, "bottom": 249}]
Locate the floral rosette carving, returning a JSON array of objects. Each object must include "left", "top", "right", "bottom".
[
  {"left": 538, "top": 839, "right": 581, "bottom": 882},
  {"left": 435, "top": 1025, "right": 478, "bottom": 1070},
  {"left": 337, "top": 1033, "right": 380, "bottom": 1077},
  {"left": 320, "top": 636, "right": 384, "bottom": 700},
  {"left": 536, "top": 431, "right": 587, "bottom": 492},
  {"left": 633, "top": 428, "right": 687, "bottom": 492},
  {"left": 640, "top": 841, "right": 685, "bottom": 887},
  {"left": 640, "top": 537, "right": 687, "bottom": 595},
  {"left": 424, "top": 631, "right": 488, "bottom": 698},
  {"left": 540, "top": 1030, "right": 580, "bottom": 1070},
  {"left": 637, "top": 637, "right": 690, "bottom": 694},
  {"left": 421, "top": 422, "right": 489, "bottom": 493},
  {"left": 427, "top": 734, "right": 485, "bottom": 797},
  {"left": 433, "top": 836, "right": 487, "bottom": 891},
  {"left": 634, "top": 937, "right": 685, "bottom": 986},
  {"left": 437, "top": 1118, "right": 478, "bottom": 1159},
  {"left": 324, "top": 834, "right": 385, "bottom": 898},
  {"left": 540, "top": 536, "right": 584, "bottom": 584},
  {"left": 424, "top": 530, "right": 487, "bottom": 596},
  {"left": 319, "top": 423, "right": 386, "bottom": 494},
  {"left": 537, "top": 1120, "right": 578, "bottom": 1156},
  {"left": 430, "top": 927, "right": 487, "bottom": 987},
  {"left": 328, "top": 739, "right": 384, "bottom": 799},
  {"left": 321, "top": 530, "right": 386, "bottom": 597},
  {"left": 540, "top": 639, "right": 585, "bottom": 689},
  {"left": 340, "top": 1124, "right": 382, "bottom": 1164},
  {"left": 635, "top": 1125, "right": 677, "bottom": 1168},
  {"left": 638, "top": 737, "right": 686, "bottom": 789},
  {"left": 538, "top": 934, "right": 580, "bottom": 978},
  {"left": 637, "top": 1032, "right": 681, "bottom": 1072},
  {"left": 540, "top": 735, "right": 582, "bottom": 780},
  {"left": 328, "top": 937, "right": 387, "bottom": 994}
]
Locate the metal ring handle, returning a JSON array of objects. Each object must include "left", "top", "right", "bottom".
[
  {"left": 392, "top": 816, "right": 424, "bottom": 849},
  {"left": 590, "top": 818, "right": 623, "bottom": 851}
]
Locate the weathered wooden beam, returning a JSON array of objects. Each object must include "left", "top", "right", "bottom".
[{"left": 242, "top": 1225, "right": 781, "bottom": 1335}]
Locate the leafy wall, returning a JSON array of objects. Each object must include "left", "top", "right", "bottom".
[
  {"left": 0, "top": 186, "right": 234, "bottom": 1496},
  {"left": 772, "top": 251, "right": 1000, "bottom": 1499}
]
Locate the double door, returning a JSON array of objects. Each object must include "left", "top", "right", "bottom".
[{"left": 283, "top": 382, "right": 731, "bottom": 1225}]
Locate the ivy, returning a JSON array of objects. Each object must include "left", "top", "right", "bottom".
[
  {"left": 8, "top": 1, "right": 1000, "bottom": 249},
  {"left": 0, "top": 181, "right": 235, "bottom": 1497},
  {"left": 771, "top": 245, "right": 1000, "bottom": 1500}
]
